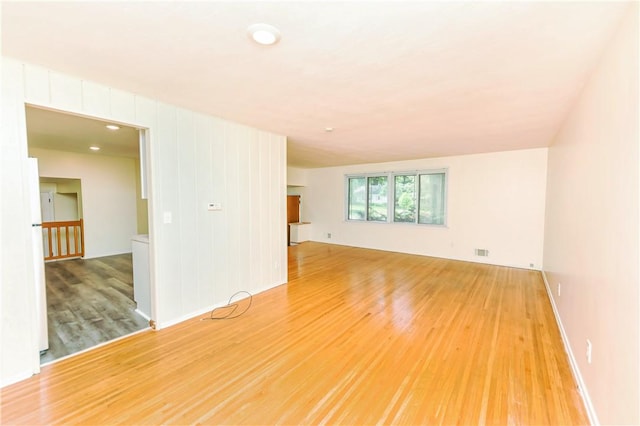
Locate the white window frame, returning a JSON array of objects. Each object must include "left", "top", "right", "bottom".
[{"left": 345, "top": 168, "right": 448, "bottom": 227}]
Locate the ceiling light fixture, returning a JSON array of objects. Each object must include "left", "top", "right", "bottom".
[
  {"left": 106, "top": 124, "right": 120, "bottom": 130},
  {"left": 325, "top": 127, "right": 334, "bottom": 132},
  {"left": 89, "top": 146, "right": 101, "bottom": 151},
  {"left": 247, "top": 23, "right": 281, "bottom": 46}
]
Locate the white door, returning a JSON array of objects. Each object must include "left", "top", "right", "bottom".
[
  {"left": 40, "top": 192, "right": 55, "bottom": 222},
  {"left": 29, "top": 159, "right": 49, "bottom": 353}
]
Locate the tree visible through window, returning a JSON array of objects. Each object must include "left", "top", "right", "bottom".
[
  {"left": 346, "top": 170, "right": 447, "bottom": 226},
  {"left": 394, "top": 175, "right": 416, "bottom": 223},
  {"left": 367, "top": 176, "right": 388, "bottom": 221}
]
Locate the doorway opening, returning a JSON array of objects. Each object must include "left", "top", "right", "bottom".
[
  {"left": 25, "top": 105, "right": 153, "bottom": 364},
  {"left": 287, "top": 186, "right": 310, "bottom": 246}
]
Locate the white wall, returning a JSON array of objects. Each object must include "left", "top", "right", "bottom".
[
  {"left": 39, "top": 179, "right": 83, "bottom": 221},
  {"left": 52, "top": 193, "right": 78, "bottom": 221},
  {"left": 0, "top": 56, "right": 40, "bottom": 387},
  {"left": 305, "top": 148, "right": 548, "bottom": 269},
  {"left": 0, "top": 58, "right": 287, "bottom": 386},
  {"left": 288, "top": 167, "right": 309, "bottom": 222},
  {"left": 287, "top": 166, "right": 308, "bottom": 186},
  {"left": 32, "top": 148, "right": 138, "bottom": 258},
  {"left": 543, "top": 4, "right": 639, "bottom": 425}
]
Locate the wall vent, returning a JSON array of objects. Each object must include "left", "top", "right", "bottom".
[{"left": 475, "top": 248, "right": 489, "bottom": 257}]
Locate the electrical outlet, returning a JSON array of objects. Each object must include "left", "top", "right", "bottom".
[
  {"left": 327, "top": 232, "right": 332, "bottom": 239},
  {"left": 586, "top": 339, "right": 592, "bottom": 364},
  {"left": 558, "top": 283, "right": 561, "bottom": 297}
]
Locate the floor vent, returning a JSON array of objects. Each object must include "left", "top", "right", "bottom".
[{"left": 475, "top": 248, "right": 489, "bottom": 257}]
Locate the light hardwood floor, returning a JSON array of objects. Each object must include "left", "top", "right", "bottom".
[
  {"left": 2, "top": 242, "right": 588, "bottom": 425},
  {"left": 41, "top": 254, "right": 149, "bottom": 363}
]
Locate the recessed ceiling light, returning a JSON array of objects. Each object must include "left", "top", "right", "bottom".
[
  {"left": 247, "top": 23, "right": 281, "bottom": 46},
  {"left": 89, "top": 146, "right": 101, "bottom": 151},
  {"left": 106, "top": 124, "right": 120, "bottom": 130},
  {"left": 325, "top": 127, "right": 334, "bottom": 132}
]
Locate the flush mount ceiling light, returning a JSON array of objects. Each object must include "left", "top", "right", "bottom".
[
  {"left": 247, "top": 23, "right": 281, "bottom": 45},
  {"left": 105, "top": 124, "right": 120, "bottom": 130},
  {"left": 89, "top": 146, "right": 101, "bottom": 151},
  {"left": 325, "top": 127, "right": 334, "bottom": 132}
]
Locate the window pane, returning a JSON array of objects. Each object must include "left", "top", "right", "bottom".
[
  {"left": 394, "top": 175, "right": 416, "bottom": 222},
  {"left": 348, "top": 177, "right": 366, "bottom": 220},
  {"left": 419, "top": 173, "right": 445, "bottom": 225},
  {"left": 367, "top": 176, "right": 388, "bottom": 221}
]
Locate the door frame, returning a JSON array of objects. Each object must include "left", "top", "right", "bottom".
[{"left": 23, "top": 103, "right": 158, "bottom": 368}]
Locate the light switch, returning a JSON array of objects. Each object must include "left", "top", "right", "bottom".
[
  {"left": 207, "top": 203, "right": 222, "bottom": 211},
  {"left": 163, "top": 211, "right": 172, "bottom": 223}
]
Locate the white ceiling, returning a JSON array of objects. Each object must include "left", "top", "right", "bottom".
[
  {"left": 26, "top": 106, "right": 140, "bottom": 159},
  {"left": 1, "top": 1, "right": 630, "bottom": 168}
]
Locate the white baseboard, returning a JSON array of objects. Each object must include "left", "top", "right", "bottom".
[
  {"left": 541, "top": 271, "right": 599, "bottom": 425},
  {"left": 156, "top": 282, "right": 286, "bottom": 330},
  {"left": 309, "top": 240, "right": 542, "bottom": 271},
  {"left": 157, "top": 304, "right": 220, "bottom": 329}
]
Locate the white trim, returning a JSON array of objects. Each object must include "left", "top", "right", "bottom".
[
  {"left": 156, "top": 283, "right": 285, "bottom": 330},
  {"left": 541, "top": 271, "right": 599, "bottom": 426},
  {"left": 157, "top": 304, "right": 221, "bottom": 329},
  {"left": 310, "top": 240, "right": 540, "bottom": 271},
  {"left": 344, "top": 168, "right": 448, "bottom": 225},
  {"left": 135, "top": 309, "right": 151, "bottom": 321}
]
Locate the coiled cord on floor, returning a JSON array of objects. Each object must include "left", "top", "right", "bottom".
[{"left": 201, "top": 291, "right": 253, "bottom": 320}]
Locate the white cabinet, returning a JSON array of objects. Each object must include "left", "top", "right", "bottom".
[{"left": 290, "top": 222, "right": 311, "bottom": 244}]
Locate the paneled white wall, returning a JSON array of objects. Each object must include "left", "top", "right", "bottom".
[
  {"left": 1, "top": 56, "right": 41, "bottom": 386},
  {"left": 305, "top": 148, "right": 548, "bottom": 269},
  {"left": 0, "top": 57, "right": 287, "bottom": 386},
  {"left": 30, "top": 147, "right": 138, "bottom": 259}
]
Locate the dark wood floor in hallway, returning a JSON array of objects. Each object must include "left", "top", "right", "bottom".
[
  {"left": 41, "top": 254, "right": 149, "bottom": 363},
  {"left": 3, "top": 243, "right": 587, "bottom": 425}
]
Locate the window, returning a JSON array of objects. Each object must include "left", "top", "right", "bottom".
[
  {"left": 367, "top": 176, "right": 388, "bottom": 222},
  {"left": 418, "top": 172, "right": 446, "bottom": 225},
  {"left": 394, "top": 175, "right": 416, "bottom": 223},
  {"left": 346, "top": 169, "right": 447, "bottom": 226},
  {"left": 347, "top": 177, "right": 366, "bottom": 220}
]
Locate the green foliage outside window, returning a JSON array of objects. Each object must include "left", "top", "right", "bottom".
[
  {"left": 347, "top": 170, "right": 446, "bottom": 226},
  {"left": 394, "top": 175, "right": 416, "bottom": 222},
  {"left": 367, "top": 176, "right": 388, "bottom": 221}
]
